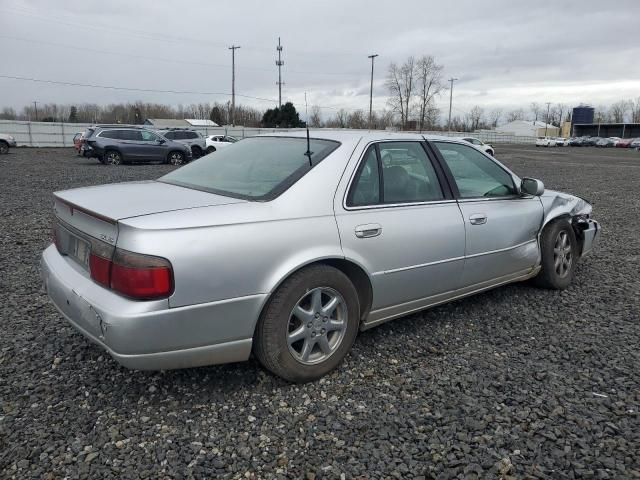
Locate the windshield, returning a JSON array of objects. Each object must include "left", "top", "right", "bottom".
[{"left": 159, "top": 136, "right": 340, "bottom": 200}]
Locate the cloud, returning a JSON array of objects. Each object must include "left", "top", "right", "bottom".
[{"left": 1, "top": 0, "right": 638, "bottom": 121}]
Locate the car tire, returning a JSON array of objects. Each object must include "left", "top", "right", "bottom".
[
  {"left": 167, "top": 151, "right": 185, "bottom": 165},
  {"left": 0, "top": 141, "right": 9, "bottom": 154},
  {"left": 534, "top": 219, "right": 578, "bottom": 290},
  {"left": 486, "top": 149, "right": 494, "bottom": 156},
  {"left": 206, "top": 146, "right": 216, "bottom": 154},
  {"left": 104, "top": 150, "right": 122, "bottom": 165},
  {"left": 191, "top": 146, "right": 202, "bottom": 159},
  {"left": 254, "top": 265, "right": 360, "bottom": 383}
]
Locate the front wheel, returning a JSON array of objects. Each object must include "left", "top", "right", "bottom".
[
  {"left": 254, "top": 265, "right": 360, "bottom": 382},
  {"left": 534, "top": 219, "right": 577, "bottom": 290},
  {"left": 168, "top": 151, "right": 185, "bottom": 165},
  {"left": 206, "top": 146, "right": 216, "bottom": 154},
  {"left": 0, "top": 141, "right": 9, "bottom": 154},
  {"left": 191, "top": 146, "right": 202, "bottom": 159}
]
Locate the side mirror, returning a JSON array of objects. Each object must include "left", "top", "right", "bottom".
[
  {"left": 521, "top": 177, "right": 544, "bottom": 196},
  {"left": 158, "top": 138, "right": 166, "bottom": 144}
]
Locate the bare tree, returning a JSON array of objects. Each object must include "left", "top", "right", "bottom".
[
  {"left": 466, "top": 106, "right": 484, "bottom": 131},
  {"left": 594, "top": 105, "right": 610, "bottom": 123},
  {"left": 530, "top": 102, "right": 542, "bottom": 122},
  {"left": 551, "top": 104, "right": 567, "bottom": 127},
  {"left": 309, "top": 105, "right": 323, "bottom": 127},
  {"left": 506, "top": 108, "right": 526, "bottom": 122},
  {"left": 488, "top": 108, "right": 502, "bottom": 128},
  {"left": 609, "top": 100, "right": 630, "bottom": 123},
  {"left": 386, "top": 57, "right": 416, "bottom": 129},
  {"left": 0, "top": 107, "right": 17, "bottom": 120},
  {"left": 335, "top": 109, "right": 348, "bottom": 128},
  {"left": 413, "top": 55, "right": 443, "bottom": 131},
  {"left": 631, "top": 97, "right": 640, "bottom": 123},
  {"left": 347, "top": 110, "right": 366, "bottom": 129}
]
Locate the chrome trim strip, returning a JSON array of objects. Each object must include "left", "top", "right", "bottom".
[
  {"left": 362, "top": 266, "right": 541, "bottom": 329},
  {"left": 345, "top": 199, "right": 457, "bottom": 212},
  {"left": 464, "top": 239, "right": 537, "bottom": 259},
  {"left": 372, "top": 239, "right": 538, "bottom": 276},
  {"left": 373, "top": 255, "right": 465, "bottom": 276}
]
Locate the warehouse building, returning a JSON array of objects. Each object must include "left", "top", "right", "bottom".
[
  {"left": 573, "top": 123, "right": 640, "bottom": 138},
  {"left": 497, "top": 120, "right": 559, "bottom": 137}
]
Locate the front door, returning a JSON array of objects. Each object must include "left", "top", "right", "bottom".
[
  {"left": 335, "top": 141, "right": 466, "bottom": 321},
  {"left": 431, "top": 141, "right": 543, "bottom": 287}
]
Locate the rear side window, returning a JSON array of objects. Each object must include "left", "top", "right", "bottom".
[
  {"left": 163, "top": 131, "right": 176, "bottom": 139},
  {"left": 433, "top": 142, "right": 516, "bottom": 198},
  {"left": 98, "top": 129, "right": 124, "bottom": 139},
  {"left": 183, "top": 131, "right": 198, "bottom": 139},
  {"left": 347, "top": 142, "right": 444, "bottom": 206}
]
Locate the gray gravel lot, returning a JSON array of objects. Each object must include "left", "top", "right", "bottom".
[{"left": 1, "top": 145, "right": 639, "bottom": 479}]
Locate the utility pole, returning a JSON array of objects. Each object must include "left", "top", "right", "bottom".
[
  {"left": 447, "top": 78, "right": 458, "bottom": 132},
  {"left": 229, "top": 45, "right": 240, "bottom": 126},
  {"left": 276, "top": 38, "right": 284, "bottom": 108},
  {"left": 368, "top": 54, "right": 378, "bottom": 129},
  {"left": 544, "top": 101, "right": 551, "bottom": 136},
  {"left": 33, "top": 101, "right": 39, "bottom": 122}
]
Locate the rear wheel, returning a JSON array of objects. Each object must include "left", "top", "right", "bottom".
[
  {"left": 486, "top": 149, "right": 494, "bottom": 156},
  {"left": 534, "top": 219, "right": 577, "bottom": 290},
  {"left": 0, "top": 141, "right": 9, "bottom": 154},
  {"left": 191, "top": 146, "right": 202, "bottom": 159},
  {"left": 206, "top": 146, "right": 216, "bottom": 154},
  {"left": 254, "top": 265, "right": 360, "bottom": 382},
  {"left": 104, "top": 150, "right": 122, "bottom": 165},
  {"left": 168, "top": 151, "right": 185, "bottom": 165}
]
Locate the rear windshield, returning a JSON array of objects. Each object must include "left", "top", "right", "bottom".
[{"left": 159, "top": 136, "right": 340, "bottom": 201}]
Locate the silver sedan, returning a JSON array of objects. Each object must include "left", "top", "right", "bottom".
[{"left": 41, "top": 132, "right": 600, "bottom": 382}]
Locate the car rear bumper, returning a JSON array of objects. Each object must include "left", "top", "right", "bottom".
[
  {"left": 40, "top": 245, "right": 264, "bottom": 370},
  {"left": 580, "top": 220, "right": 600, "bottom": 257}
]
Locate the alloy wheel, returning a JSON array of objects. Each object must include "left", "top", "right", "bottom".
[
  {"left": 169, "top": 152, "right": 184, "bottom": 165},
  {"left": 287, "top": 287, "right": 348, "bottom": 365},
  {"left": 553, "top": 230, "right": 573, "bottom": 278},
  {"left": 106, "top": 151, "right": 121, "bottom": 165}
]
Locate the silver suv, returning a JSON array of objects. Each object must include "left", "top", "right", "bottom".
[{"left": 157, "top": 129, "right": 208, "bottom": 159}]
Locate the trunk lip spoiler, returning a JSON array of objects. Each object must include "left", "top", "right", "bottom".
[{"left": 55, "top": 196, "right": 117, "bottom": 225}]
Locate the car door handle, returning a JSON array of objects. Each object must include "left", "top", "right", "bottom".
[
  {"left": 469, "top": 214, "right": 487, "bottom": 225},
  {"left": 355, "top": 224, "right": 382, "bottom": 238}
]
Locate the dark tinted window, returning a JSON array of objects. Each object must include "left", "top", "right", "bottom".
[
  {"left": 182, "top": 131, "right": 198, "bottom": 139},
  {"left": 160, "top": 137, "right": 340, "bottom": 200},
  {"left": 122, "top": 130, "right": 142, "bottom": 141},
  {"left": 347, "top": 146, "right": 380, "bottom": 206},
  {"left": 98, "top": 129, "right": 125, "bottom": 139},
  {"left": 163, "top": 131, "right": 176, "bottom": 139},
  {"left": 347, "top": 142, "right": 444, "bottom": 206},
  {"left": 433, "top": 142, "right": 516, "bottom": 198}
]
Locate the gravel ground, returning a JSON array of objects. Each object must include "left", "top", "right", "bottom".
[{"left": 0, "top": 146, "right": 639, "bottom": 479}]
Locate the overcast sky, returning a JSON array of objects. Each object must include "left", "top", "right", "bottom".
[{"left": 1, "top": 0, "right": 639, "bottom": 121}]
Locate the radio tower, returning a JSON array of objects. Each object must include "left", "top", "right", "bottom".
[{"left": 276, "top": 37, "right": 284, "bottom": 108}]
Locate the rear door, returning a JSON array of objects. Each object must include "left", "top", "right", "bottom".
[
  {"left": 431, "top": 141, "right": 543, "bottom": 287},
  {"left": 335, "top": 141, "right": 466, "bottom": 322}
]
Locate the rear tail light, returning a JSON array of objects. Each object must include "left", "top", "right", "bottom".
[
  {"left": 110, "top": 249, "right": 173, "bottom": 300},
  {"left": 87, "top": 241, "right": 172, "bottom": 300}
]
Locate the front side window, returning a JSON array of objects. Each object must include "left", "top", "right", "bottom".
[
  {"left": 163, "top": 131, "right": 176, "bottom": 140},
  {"left": 160, "top": 137, "right": 340, "bottom": 200},
  {"left": 433, "top": 142, "right": 516, "bottom": 198},
  {"left": 183, "top": 131, "right": 198, "bottom": 139},
  {"left": 347, "top": 142, "right": 444, "bottom": 206},
  {"left": 141, "top": 130, "right": 159, "bottom": 142},
  {"left": 122, "top": 130, "right": 142, "bottom": 141}
]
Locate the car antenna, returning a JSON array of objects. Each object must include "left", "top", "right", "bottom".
[{"left": 304, "top": 91, "right": 313, "bottom": 167}]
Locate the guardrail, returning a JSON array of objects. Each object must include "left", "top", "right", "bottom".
[{"left": 0, "top": 120, "right": 537, "bottom": 146}]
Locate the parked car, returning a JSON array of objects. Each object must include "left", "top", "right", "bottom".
[
  {"left": 536, "top": 137, "right": 555, "bottom": 147},
  {"left": 204, "top": 134, "right": 238, "bottom": 153},
  {"left": 83, "top": 126, "right": 191, "bottom": 165},
  {"left": 157, "top": 128, "right": 208, "bottom": 159},
  {"left": 596, "top": 138, "right": 616, "bottom": 148},
  {"left": 460, "top": 137, "right": 494, "bottom": 156},
  {"left": 616, "top": 138, "right": 635, "bottom": 148},
  {"left": 0, "top": 133, "right": 17, "bottom": 154},
  {"left": 72, "top": 132, "right": 85, "bottom": 156},
  {"left": 553, "top": 137, "right": 567, "bottom": 146},
  {"left": 568, "top": 137, "right": 583, "bottom": 146},
  {"left": 41, "top": 132, "right": 600, "bottom": 382},
  {"left": 629, "top": 138, "right": 640, "bottom": 150}
]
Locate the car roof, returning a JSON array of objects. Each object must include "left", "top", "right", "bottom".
[{"left": 256, "top": 130, "right": 465, "bottom": 144}]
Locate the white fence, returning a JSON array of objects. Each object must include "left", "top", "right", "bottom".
[{"left": 0, "top": 120, "right": 537, "bottom": 147}]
